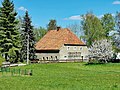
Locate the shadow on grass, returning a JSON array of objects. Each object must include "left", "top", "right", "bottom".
[
  {"left": 84, "top": 63, "right": 105, "bottom": 66},
  {"left": 84, "top": 60, "right": 105, "bottom": 66},
  {"left": 84, "top": 63, "right": 105, "bottom": 65}
]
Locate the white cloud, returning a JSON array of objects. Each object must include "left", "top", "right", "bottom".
[
  {"left": 64, "top": 15, "right": 82, "bottom": 20},
  {"left": 64, "top": 14, "right": 115, "bottom": 20},
  {"left": 18, "top": 6, "right": 27, "bottom": 11},
  {"left": 112, "top": 1, "right": 120, "bottom": 5}
]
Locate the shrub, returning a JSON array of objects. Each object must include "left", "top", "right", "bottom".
[
  {"left": 0, "top": 55, "right": 5, "bottom": 66},
  {"left": 86, "top": 59, "right": 104, "bottom": 65},
  {"left": 89, "top": 39, "right": 113, "bottom": 63}
]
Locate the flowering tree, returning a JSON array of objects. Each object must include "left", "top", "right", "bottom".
[{"left": 89, "top": 39, "right": 113, "bottom": 63}]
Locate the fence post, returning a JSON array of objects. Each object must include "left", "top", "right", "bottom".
[
  {"left": 13, "top": 68, "right": 15, "bottom": 75},
  {"left": 6, "top": 67, "right": 8, "bottom": 74},
  {"left": 25, "top": 69, "right": 26, "bottom": 75},
  {"left": 30, "top": 69, "right": 33, "bottom": 76},
  {"left": 11, "top": 70, "right": 13, "bottom": 76},
  {"left": 8, "top": 68, "right": 10, "bottom": 72},
  {"left": 18, "top": 69, "right": 20, "bottom": 76},
  {"left": 2, "top": 68, "right": 3, "bottom": 76}
]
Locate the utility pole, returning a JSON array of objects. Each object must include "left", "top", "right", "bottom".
[{"left": 27, "top": 34, "right": 29, "bottom": 64}]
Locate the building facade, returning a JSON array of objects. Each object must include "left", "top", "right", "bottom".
[{"left": 35, "top": 28, "right": 88, "bottom": 62}]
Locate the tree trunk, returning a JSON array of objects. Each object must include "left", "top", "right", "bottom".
[{"left": 27, "top": 34, "right": 29, "bottom": 64}]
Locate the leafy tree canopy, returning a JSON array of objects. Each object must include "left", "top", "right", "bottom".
[
  {"left": 47, "top": 19, "right": 57, "bottom": 31},
  {"left": 101, "top": 13, "right": 115, "bottom": 38},
  {"left": 33, "top": 27, "right": 47, "bottom": 42},
  {"left": 81, "top": 12, "right": 105, "bottom": 47}
]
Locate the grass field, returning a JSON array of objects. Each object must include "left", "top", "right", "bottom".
[{"left": 0, "top": 63, "right": 120, "bottom": 90}]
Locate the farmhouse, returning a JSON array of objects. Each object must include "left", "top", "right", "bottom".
[{"left": 35, "top": 28, "right": 88, "bottom": 62}]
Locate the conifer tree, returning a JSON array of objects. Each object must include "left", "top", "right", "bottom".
[
  {"left": 0, "top": 0, "right": 20, "bottom": 62},
  {"left": 21, "top": 11, "right": 36, "bottom": 64}
]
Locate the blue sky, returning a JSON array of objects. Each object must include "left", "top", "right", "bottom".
[{"left": 1, "top": 0, "right": 120, "bottom": 28}]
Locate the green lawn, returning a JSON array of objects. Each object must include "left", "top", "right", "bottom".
[{"left": 0, "top": 63, "right": 120, "bottom": 90}]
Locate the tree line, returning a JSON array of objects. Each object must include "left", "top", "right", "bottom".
[
  {"left": 81, "top": 12, "right": 120, "bottom": 63},
  {"left": 66, "top": 12, "right": 120, "bottom": 63},
  {"left": 0, "top": 0, "right": 58, "bottom": 65},
  {"left": 0, "top": 0, "right": 120, "bottom": 65},
  {"left": 0, "top": 0, "right": 37, "bottom": 65}
]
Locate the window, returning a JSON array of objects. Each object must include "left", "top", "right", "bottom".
[
  {"left": 67, "top": 47, "right": 70, "bottom": 50},
  {"left": 51, "top": 56, "right": 53, "bottom": 58},
  {"left": 80, "top": 47, "right": 82, "bottom": 50},
  {"left": 64, "top": 56, "right": 67, "bottom": 58},
  {"left": 68, "top": 52, "right": 81, "bottom": 58},
  {"left": 43, "top": 57, "right": 45, "bottom": 60},
  {"left": 55, "top": 56, "right": 57, "bottom": 60},
  {"left": 74, "top": 47, "right": 77, "bottom": 50},
  {"left": 81, "top": 56, "right": 83, "bottom": 60}
]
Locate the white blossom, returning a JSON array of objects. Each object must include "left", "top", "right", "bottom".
[{"left": 89, "top": 39, "right": 113, "bottom": 63}]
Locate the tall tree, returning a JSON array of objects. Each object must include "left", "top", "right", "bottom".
[
  {"left": 17, "top": 16, "right": 24, "bottom": 33},
  {"left": 0, "top": 0, "right": 20, "bottom": 62},
  {"left": 101, "top": 13, "right": 115, "bottom": 37},
  {"left": 47, "top": 19, "right": 57, "bottom": 31},
  {"left": 33, "top": 27, "right": 47, "bottom": 42},
  {"left": 113, "top": 12, "right": 120, "bottom": 51},
  {"left": 21, "top": 11, "right": 36, "bottom": 64},
  {"left": 81, "top": 12, "right": 105, "bottom": 47}
]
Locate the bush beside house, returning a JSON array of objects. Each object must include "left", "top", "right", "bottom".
[{"left": 0, "top": 55, "right": 5, "bottom": 66}]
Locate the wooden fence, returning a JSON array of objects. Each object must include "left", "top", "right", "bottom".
[{"left": 0, "top": 67, "right": 33, "bottom": 76}]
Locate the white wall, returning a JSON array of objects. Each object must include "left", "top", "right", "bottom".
[
  {"left": 59, "top": 45, "right": 89, "bottom": 61},
  {"left": 36, "top": 53, "right": 59, "bottom": 60},
  {"left": 36, "top": 45, "right": 89, "bottom": 62}
]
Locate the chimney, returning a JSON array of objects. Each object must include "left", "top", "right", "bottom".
[{"left": 57, "top": 26, "right": 61, "bottom": 31}]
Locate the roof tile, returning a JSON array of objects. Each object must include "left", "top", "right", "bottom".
[{"left": 35, "top": 28, "right": 85, "bottom": 50}]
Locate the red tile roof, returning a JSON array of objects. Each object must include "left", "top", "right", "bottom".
[{"left": 35, "top": 28, "right": 85, "bottom": 50}]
